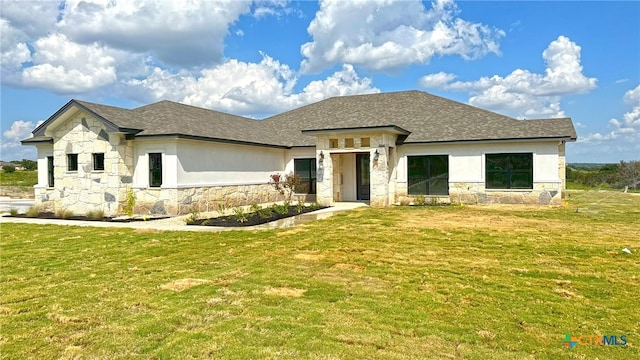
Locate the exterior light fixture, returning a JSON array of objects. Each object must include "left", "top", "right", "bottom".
[
  {"left": 319, "top": 151, "right": 324, "bottom": 164},
  {"left": 373, "top": 149, "right": 379, "bottom": 162}
]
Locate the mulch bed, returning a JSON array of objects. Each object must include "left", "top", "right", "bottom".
[
  {"left": 8, "top": 212, "right": 169, "bottom": 223},
  {"left": 188, "top": 205, "right": 329, "bottom": 227}
]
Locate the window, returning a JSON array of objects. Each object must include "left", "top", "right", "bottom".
[
  {"left": 345, "top": 138, "right": 354, "bottom": 148},
  {"left": 408, "top": 155, "right": 449, "bottom": 195},
  {"left": 47, "top": 156, "right": 54, "bottom": 187},
  {"left": 294, "top": 158, "right": 317, "bottom": 194},
  {"left": 329, "top": 139, "right": 338, "bottom": 149},
  {"left": 149, "top": 153, "right": 162, "bottom": 187},
  {"left": 93, "top": 153, "right": 105, "bottom": 171},
  {"left": 360, "top": 137, "right": 370, "bottom": 148},
  {"left": 486, "top": 153, "right": 533, "bottom": 189},
  {"left": 67, "top": 154, "right": 78, "bottom": 171}
]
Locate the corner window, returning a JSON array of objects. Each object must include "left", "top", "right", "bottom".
[
  {"left": 47, "top": 156, "right": 54, "bottom": 187},
  {"left": 67, "top": 154, "right": 78, "bottom": 171},
  {"left": 408, "top": 155, "right": 449, "bottom": 195},
  {"left": 93, "top": 153, "right": 105, "bottom": 171},
  {"left": 486, "top": 153, "right": 533, "bottom": 189},
  {"left": 294, "top": 158, "right": 316, "bottom": 194},
  {"left": 149, "top": 153, "right": 162, "bottom": 187}
]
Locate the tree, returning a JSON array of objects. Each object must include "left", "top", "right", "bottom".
[
  {"left": 617, "top": 160, "right": 640, "bottom": 190},
  {"left": 2, "top": 165, "right": 16, "bottom": 173},
  {"left": 20, "top": 159, "right": 37, "bottom": 171}
]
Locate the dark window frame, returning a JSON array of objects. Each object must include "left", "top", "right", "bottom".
[
  {"left": 47, "top": 156, "right": 54, "bottom": 187},
  {"left": 407, "top": 155, "right": 449, "bottom": 195},
  {"left": 92, "top": 153, "right": 105, "bottom": 171},
  {"left": 149, "top": 153, "right": 162, "bottom": 188},
  {"left": 485, "top": 153, "right": 533, "bottom": 190},
  {"left": 293, "top": 158, "right": 317, "bottom": 194},
  {"left": 67, "top": 154, "right": 78, "bottom": 171}
]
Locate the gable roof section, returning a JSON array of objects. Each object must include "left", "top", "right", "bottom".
[
  {"left": 23, "top": 91, "right": 576, "bottom": 148},
  {"left": 262, "top": 91, "right": 577, "bottom": 146}
]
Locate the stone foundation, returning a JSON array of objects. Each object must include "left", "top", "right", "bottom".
[
  {"left": 395, "top": 182, "right": 563, "bottom": 206},
  {"left": 131, "top": 183, "right": 289, "bottom": 216}
]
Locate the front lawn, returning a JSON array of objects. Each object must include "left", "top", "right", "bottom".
[{"left": 1, "top": 191, "right": 638, "bottom": 359}]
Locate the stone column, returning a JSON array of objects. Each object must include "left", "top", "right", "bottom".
[
  {"left": 370, "top": 146, "right": 390, "bottom": 206},
  {"left": 316, "top": 150, "right": 333, "bottom": 206}
]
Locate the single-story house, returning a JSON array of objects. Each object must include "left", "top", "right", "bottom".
[{"left": 22, "top": 90, "right": 576, "bottom": 216}]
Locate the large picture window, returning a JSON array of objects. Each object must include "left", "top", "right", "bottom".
[
  {"left": 407, "top": 155, "right": 449, "bottom": 195},
  {"left": 294, "top": 158, "right": 316, "bottom": 194},
  {"left": 486, "top": 153, "right": 533, "bottom": 189},
  {"left": 149, "top": 153, "right": 162, "bottom": 187}
]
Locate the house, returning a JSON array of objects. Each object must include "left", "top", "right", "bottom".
[{"left": 22, "top": 90, "right": 576, "bottom": 216}]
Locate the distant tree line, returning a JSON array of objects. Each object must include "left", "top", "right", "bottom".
[{"left": 567, "top": 161, "right": 640, "bottom": 190}]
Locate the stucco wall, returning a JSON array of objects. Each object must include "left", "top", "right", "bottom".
[
  {"left": 396, "top": 141, "right": 564, "bottom": 205},
  {"left": 33, "top": 112, "right": 134, "bottom": 216}
]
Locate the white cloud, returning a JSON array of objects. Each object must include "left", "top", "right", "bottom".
[
  {"left": 419, "top": 36, "right": 597, "bottom": 118},
  {"left": 1, "top": 120, "right": 39, "bottom": 161},
  {"left": 58, "top": 0, "right": 251, "bottom": 67},
  {"left": 126, "top": 55, "right": 378, "bottom": 116},
  {"left": 300, "top": 0, "right": 504, "bottom": 73},
  {"left": 579, "top": 85, "right": 640, "bottom": 153},
  {"left": 20, "top": 33, "right": 148, "bottom": 93}
]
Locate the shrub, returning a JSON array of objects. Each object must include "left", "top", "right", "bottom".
[
  {"left": 232, "top": 207, "right": 248, "bottom": 223},
  {"left": 414, "top": 195, "right": 426, "bottom": 206},
  {"left": 2, "top": 165, "right": 16, "bottom": 173},
  {"left": 123, "top": 187, "right": 136, "bottom": 217},
  {"left": 9, "top": 208, "right": 18, "bottom": 216},
  {"left": 269, "top": 173, "right": 301, "bottom": 202},
  {"left": 25, "top": 206, "right": 40, "bottom": 218},
  {"left": 56, "top": 208, "right": 74, "bottom": 219},
  {"left": 250, "top": 203, "right": 261, "bottom": 213},
  {"left": 296, "top": 200, "right": 305, "bottom": 213},
  {"left": 272, "top": 202, "right": 290, "bottom": 215},
  {"left": 308, "top": 203, "right": 320, "bottom": 211},
  {"left": 185, "top": 207, "right": 200, "bottom": 225},
  {"left": 86, "top": 209, "right": 105, "bottom": 220},
  {"left": 257, "top": 206, "right": 272, "bottom": 219}
]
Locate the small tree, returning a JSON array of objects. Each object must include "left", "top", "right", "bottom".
[
  {"left": 269, "top": 173, "right": 301, "bottom": 202},
  {"left": 2, "top": 165, "right": 16, "bottom": 173},
  {"left": 618, "top": 160, "right": 640, "bottom": 190}
]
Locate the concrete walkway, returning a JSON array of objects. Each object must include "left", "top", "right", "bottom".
[{"left": 0, "top": 202, "right": 367, "bottom": 232}]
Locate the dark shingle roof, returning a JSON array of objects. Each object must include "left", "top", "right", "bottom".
[
  {"left": 262, "top": 90, "right": 577, "bottom": 146},
  {"left": 27, "top": 91, "right": 576, "bottom": 148}
]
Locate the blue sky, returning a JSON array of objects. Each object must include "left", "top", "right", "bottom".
[{"left": 1, "top": 0, "right": 639, "bottom": 163}]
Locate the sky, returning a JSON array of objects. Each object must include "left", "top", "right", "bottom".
[{"left": 1, "top": 0, "right": 639, "bottom": 163}]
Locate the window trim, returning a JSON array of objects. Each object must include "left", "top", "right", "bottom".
[
  {"left": 407, "top": 154, "right": 449, "bottom": 196},
  {"left": 149, "top": 152, "right": 163, "bottom": 188},
  {"left": 293, "top": 158, "right": 317, "bottom": 194},
  {"left": 92, "top": 153, "right": 105, "bottom": 171},
  {"left": 47, "top": 156, "right": 54, "bottom": 187},
  {"left": 67, "top": 153, "right": 78, "bottom": 172},
  {"left": 485, "top": 152, "right": 533, "bottom": 190}
]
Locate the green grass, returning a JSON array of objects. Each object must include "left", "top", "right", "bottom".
[
  {"left": 1, "top": 191, "right": 638, "bottom": 359},
  {"left": 0, "top": 170, "right": 37, "bottom": 187}
]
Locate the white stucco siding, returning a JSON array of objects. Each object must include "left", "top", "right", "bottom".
[
  {"left": 35, "top": 144, "right": 53, "bottom": 188},
  {"left": 397, "top": 141, "right": 562, "bottom": 185},
  {"left": 175, "top": 140, "right": 285, "bottom": 187},
  {"left": 133, "top": 139, "right": 178, "bottom": 188}
]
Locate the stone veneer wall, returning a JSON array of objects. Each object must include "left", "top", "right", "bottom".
[
  {"left": 396, "top": 182, "right": 562, "bottom": 205},
  {"left": 35, "top": 113, "right": 134, "bottom": 216},
  {"left": 131, "top": 183, "right": 286, "bottom": 216}
]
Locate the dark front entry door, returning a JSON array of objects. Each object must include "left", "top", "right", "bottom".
[{"left": 356, "top": 153, "right": 370, "bottom": 201}]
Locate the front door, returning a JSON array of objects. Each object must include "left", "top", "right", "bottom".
[{"left": 356, "top": 153, "right": 370, "bottom": 201}]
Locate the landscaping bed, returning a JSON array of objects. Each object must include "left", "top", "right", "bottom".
[
  {"left": 7, "top": 212, "right": 169, "bottom": 222},
  {"left": 187, "top": 203, "right": 328, "bottom": 227}
]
